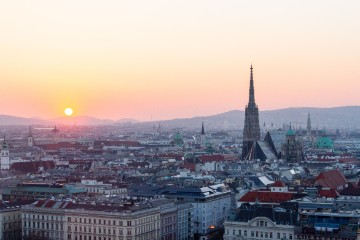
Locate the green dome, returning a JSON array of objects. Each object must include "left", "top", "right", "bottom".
[
  {"left": 316, "top": 136, "right": 333, "bottom": 149},
  {"left": 286, "top": 128, "right": 296, "bottom": 136}
]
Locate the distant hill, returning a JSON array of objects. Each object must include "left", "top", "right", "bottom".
[
  {"left": 0, "top": 115, "right": 49, "bottom": 125},
  {"left": 0, "top": 115, "right": 136, "bottom": 126},
  {"left": 1, "top": 106, "right": 359, "bottom": 129},
  {"left": 155, "top": 106, "right": 360, "bottom": 131}
]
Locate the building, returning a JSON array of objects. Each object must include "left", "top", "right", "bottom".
[
  {"left": 28, "top": 126, "right": 34, "bottom": 147},
  {"left": 281, "top": 126, "right": 303, "bottom": 163},
  {"left": 150, "top": 198, "right": 177, "bottom": 240},
  {"left": 164, "top": 184, "right": 231, "bottom": 236},
  {"left": 22, "top": 199, "right": 161, "bottom": 240},
  {"left": 296, "top": 211, "right": 360, "bottom": 239},
  {"left": 2, "top": 182, "right": 86, "bottom": 201},
  {"left": 130, "top": 183, "right": 232, "bottom": 237},
  {"left": 1, "top": 137, "right": 10, "bottom": 170},
  {"left": 79, "top": 179, "right": 127, "bottom": 196},
  {"left": 200, "top": 122, "right": 206, "bottom": 148},
  {"left": 175, "top": 202, "right": 194, "bottom": 240},
  {"left": 315, "top": 169, "right": 348, "bottom": 191},
  {"left": 0, "top": 201, "right": 33, "bottom": 240},
  {"left": 307, "top": 113, "right": 311, "bottom": 136},
  {"left": 242, "top": 65, "right": 261, "bottom": 160},
  {"left": 224, "top": 204, "right": 298, "bottom": 240}
]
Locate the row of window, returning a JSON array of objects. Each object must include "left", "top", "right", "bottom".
[
  {"left": 75, "top": 223, "right": 159, "bottom": 234},
  {"left": 226, "top": 229, "right": 293, "bottom": 239},
  {"left": 67, "top": 215, "right": 159, "bottom": 226}
]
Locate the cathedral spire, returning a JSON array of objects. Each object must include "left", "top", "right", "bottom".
[
  {"left": 201, "top": 122, "right": 205, "bottom": 135},
  {"left": 242, "top": 64, "right": 261, "bottom": 159},
  {"left": 248, "top": 65, "right": 256, "bottom": 106}
]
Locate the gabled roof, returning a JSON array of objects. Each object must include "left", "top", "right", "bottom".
[{"left": 315, "top": 169, "right": 347, "bottom": 190}]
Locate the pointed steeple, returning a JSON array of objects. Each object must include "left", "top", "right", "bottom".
[
  {"left": 201, "top": 122, "right": 205, "bottom": 135},
  {"left": 307, "top": 112, "right": 311, "bottom": 136},
  {"left": 248, "top": 64, "right": 256, "bottom": 106},
  {"left": 28, "top": 125, "right": 33, "bottom": 137}
]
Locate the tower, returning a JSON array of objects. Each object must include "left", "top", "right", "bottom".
[
  {"left": 282, "top": 123, "right": 303, "bottom": 162},
  {"left": 200, "top": 122, "right": 206, "bottom": 148},
  {"left": 28, "top": 125, "right": 34, "bottom": 147},
  {"left": 307, "top": 112, "right": 311, "bottom": 136},
  {"left": 1, "top": 136, "right": 10, "bottom": 170},
  {"left": 242, "top": 65, "right": 261, "bottom": 159}
]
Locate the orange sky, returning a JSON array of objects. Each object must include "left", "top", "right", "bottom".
[{"left": 0, "top": 1, "right": 359, "bottom": 121}]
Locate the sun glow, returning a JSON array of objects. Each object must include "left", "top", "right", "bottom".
[{"left": 64, "top": 108, "right": 73, "bottom": 116}]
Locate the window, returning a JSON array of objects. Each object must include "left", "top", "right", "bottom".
[
  {"left": 238, "top": 230, "right": 241, "bottom": 236},
  {"left": 127, "top": 221, "right": 131, "bottom": 226},
  {"left": 244, "top": 230, "right": 247, "bottom": 237}
]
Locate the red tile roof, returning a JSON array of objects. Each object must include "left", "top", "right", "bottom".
[
  {"left": 318, "top": 189, "right": 338, "bottom": 198},
  {"left": 200, "top": 154, "right": 225, "bottom": 163},
  {"left": 239, "top": 190, "right": 295, "bottom": 203},
  {"left": 11, "top": 161, "right": 55, "bottom": 173},
  {"left": 315, "top": 169, "right": 347, "bottom": 190},
  {"left": 182, "top": 162, "right": 196, "bottom": 172}
]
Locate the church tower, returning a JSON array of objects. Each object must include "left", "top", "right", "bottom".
[
  {"left": 200, "top": 122, "right": 206, "bottom": 148},
  {"left": 242, "top": 65, "right": 261, "bottom": 159},
  {"left": 307, "top": 112, "right": 311, "bottom": 136},
  {"left": 28, "top": 125, "right": 34, "bottom": 147},
  {"left": 1, "top": 136, "right": 10, "bottom": 170}
]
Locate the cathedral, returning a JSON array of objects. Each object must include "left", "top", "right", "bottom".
[{"left": 242, "top": 65, "right": 261, "bottom": 159}]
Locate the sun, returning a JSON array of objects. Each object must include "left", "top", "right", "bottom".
[{"left": 64, "top": 108, "right": 74, "bottom": 116}]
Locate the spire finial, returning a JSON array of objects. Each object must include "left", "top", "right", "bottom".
[{"left": 248, "top": 64, "right": 255, "bottom": 105}]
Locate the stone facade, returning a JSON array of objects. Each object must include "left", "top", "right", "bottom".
[
  {"left": 22, "top": 200, "right": 161, "bottom": 240},
  {"left": 242, "top": 65, "right": 261, "bottom": 159}
]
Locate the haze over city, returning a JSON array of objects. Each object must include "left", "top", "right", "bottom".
[{"left": 1, "top": 0, "right": 360, "bottom": 121}]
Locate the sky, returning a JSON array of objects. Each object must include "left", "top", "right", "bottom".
[{"left": 0, "top": 0, "right": 359, "bottom": 121}]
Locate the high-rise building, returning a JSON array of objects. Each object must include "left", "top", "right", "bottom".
[{"left": 242, "top": 65, "right": 261, "bottom": 159}]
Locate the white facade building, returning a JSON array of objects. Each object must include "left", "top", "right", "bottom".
[
  {"left": 22, "top": 199, "right": 161, "bottom": 240},
  {"left": 224, "top": 205, "right": 297, "bottom": 240}
]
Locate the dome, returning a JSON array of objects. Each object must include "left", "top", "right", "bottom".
[
  {"left": 316, "top": 136, "right": 333, "bottom": 149},
  {"left": 286, "top": 128, "right": 296, "bottom": 136}
]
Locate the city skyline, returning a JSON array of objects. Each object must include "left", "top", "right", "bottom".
[{"left": 1, "top": 1, "right": 360, "bottom": 121}]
